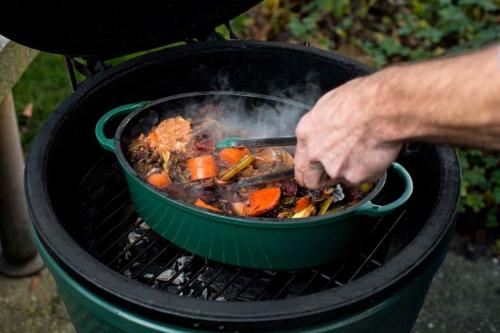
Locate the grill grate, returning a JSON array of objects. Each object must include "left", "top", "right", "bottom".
[{"left": 69, "top": 155, "right": 409, "bottom": 302}]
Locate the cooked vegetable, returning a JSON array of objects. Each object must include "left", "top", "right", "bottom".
[
  {"left": 294, "top": 196, "right": 310, "bottom": 212},
  {"left": 359, "top": 182, "right": 374, "bottom": 193},
  {"left": 187, "top": 155, "right": 218, "bottom": 180},
  {"left": 319, "top": 196, "right": 334, "bottom": 215},
  {"left": 147, "top": 171, "right": 171, "bottom": 189},
  {"left": 232, "top": 202, "right": 246, "bottom": 216},
  {"left": 162, "top": 151, "right": 170, "bottom": 171},
  {"left": 195, "top": 199, "right": 221, "bottom": 212},
  {"left": 219, "top": 154, "right": 254, "bottom": 181},
  {"left": 246, "top": 187, "right": 281, "bottom": 217},
  {"left": 218, "top": 147, "right": 250, "bottom": 165},
  {"left": 129, "top": 109, "right": 376, "bottom": 219},
  {"left": 292, "top": 204, "right": 316, "bottom": 218},
  {"left": 145, "top": 131, "right": 158, "bottom": 149}
]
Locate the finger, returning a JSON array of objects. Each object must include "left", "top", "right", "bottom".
[
  {"left": 294, "top": 138, "right": 307, "bottom": 187},
  {"left": 302, "top": 161, "right": 327, "bottom": 189}
]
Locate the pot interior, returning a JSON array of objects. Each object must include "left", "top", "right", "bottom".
[{"left": 115, "top": 91, "right": 385, "bottom": 222}]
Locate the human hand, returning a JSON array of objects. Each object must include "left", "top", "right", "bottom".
[{"left": 294, "top": 74, "right": 403, "bottom": 189}]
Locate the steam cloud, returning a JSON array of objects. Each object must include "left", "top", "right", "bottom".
[{"left": 178, "top": 71, "right": 324, "bottom": 140}]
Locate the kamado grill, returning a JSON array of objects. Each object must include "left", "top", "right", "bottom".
[{"left": 1, "top": 2, "right": 460, "bottom": 333}]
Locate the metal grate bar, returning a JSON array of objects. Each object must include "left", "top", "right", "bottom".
[
  {"left": 158, "top": 258, "right": 195, "bottom": 287},
  {"left": 359, "top": 254, "right": 382, "bottom": 267},
  {"left": 83, "top": 199, "right": 130, "bottom": 233},
  {"left": 106, "top": 229, "right": 154, "bottom": 266},
  {"left": 273, "top": 272, "right": 298, "bottom": 300},
  {"left": 131, "top": 243, "right": 173, "bottom": 280},
  {"left": 297, "top": 270, "right": 322, "bottom": 296},
  {"left": 367, "top": 215, "right": 389, "bottom": 236},
  {"left": 210, "top": 270, "right": 242, "bottom": 300},
  {"left": 146, "top": 251, "right": 186, "bottom": 285},
  {"left": 119, "top": 235, "right": 161, "bottom": 274},
  {"left": 76, "top": 155, "right": 118, "bottom": 194},
  {"left": 321, "top": 260, "right": 350, "bottom": 290},
  {"left": 87, "top": 209, "right": 135, "bottom": 247},
  {"left": 72, "top": 157, "right": 416, "bottom": 302},
  {"left": 96, "top": 217, "right": 143, "bottom": 260},
  {"left": 228, "top": 271, "right": 260, "bottom": 301},
  {"left": 348, "top": 209, "right": 406, "bottom": 282},
  {"left": 75, "top": 194, "right": 129, "bottom": 237},
  {"left": 254, "top": 272, "right": 278, "bottom": 301},
  {"left": 175, "top": 263, "right": 210, "bottom": 295},
  {"left": 74, "top": 186, "right": 128, "bottom": 230},
  {"left": 191, "top": 267, "right": 225, "bottom": 298}
]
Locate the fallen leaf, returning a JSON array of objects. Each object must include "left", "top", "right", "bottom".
[
  {"left": 22, "top": 102, "right": 33, "bottom": 118},
  {"left": 29, "top": 273, "right": 42, "bottom": 292}
]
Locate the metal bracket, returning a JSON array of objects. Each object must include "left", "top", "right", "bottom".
[
  {"left": 64, "top": 55, "right": 112, "bottom": 91},
  {"left": 225, "top": 21, "right": 238, "bottom": 39},
  {"left": 64, "top": 22, "right": 237, "bottom": 91}
]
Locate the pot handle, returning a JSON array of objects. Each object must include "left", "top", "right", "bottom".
[
  {"left": 355, "top": 162, "right": 413, "bottom": 217},
  {"left": 95, "top": 102, "right": 147, "bottom": 153}
]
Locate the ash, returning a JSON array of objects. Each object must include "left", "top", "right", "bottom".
[{"left": 118, "top": 219, "right": 285, "bottom": 301}]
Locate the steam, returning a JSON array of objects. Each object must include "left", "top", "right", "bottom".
[{"left": 179, "top": 71, "right": 324, "bottom": 140}]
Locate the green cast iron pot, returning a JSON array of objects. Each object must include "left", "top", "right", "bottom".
[{"left": 95, "top": 91, "right": 413, "bottom": 269}]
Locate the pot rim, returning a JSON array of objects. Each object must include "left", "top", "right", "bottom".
[{"left": 112, "top": 90, "right": 387, "bottom": 227}]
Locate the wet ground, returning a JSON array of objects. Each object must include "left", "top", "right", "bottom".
[{"left": 0, "top": 244, "right": 498, "bottom": 333}]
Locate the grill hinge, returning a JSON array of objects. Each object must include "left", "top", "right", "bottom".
[{"left": 64, "top": 56, "right": 112, "bottom": 91}]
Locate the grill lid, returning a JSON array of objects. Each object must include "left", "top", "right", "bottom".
[{"left": 0, "top": 1, "right": 260, "bottom": 58}]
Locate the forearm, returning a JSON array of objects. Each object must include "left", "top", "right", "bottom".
[{"left": 373, "top": 44, "right": 500, "bottom": 148}]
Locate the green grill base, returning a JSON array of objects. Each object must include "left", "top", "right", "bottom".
[{"left": 37, "top": 235, "right": 445, "bottom": 333}]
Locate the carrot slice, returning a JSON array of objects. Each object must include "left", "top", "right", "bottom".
[
  {"left": 187, "top": 155, "right": 218, "bottom": 180},
  {"left": 145, "top": 131, "right": 158, "bottom": 149},
  {"left": 246, "top": 187, "right": 281, "bottom": 217},
  {"left": 294, "top": 196, "right": 310, "bottom": 212},
  {"left": 147, "top": 170, "right": 171, "bottom": 189},
  {"left": 218, "top": 148, "right": 250, "bottom": 165},
  {"left": 195, "top": 199, "right": 222, "bottom": 212}
]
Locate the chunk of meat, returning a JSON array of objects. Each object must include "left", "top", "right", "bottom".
[
  {"left": 253, "top": 147, "right": 282, "bottom": 166},
  {"left": 195, "top": 138, "right": 216, "bottom": 152},
  {"left": 151, "top": 116, "right": 192, "bottom": 154}
]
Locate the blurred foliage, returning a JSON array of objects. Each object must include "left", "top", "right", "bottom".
[
  {"left": 233, "top": 0, "right": 500, "bottom": 251},
  {"left": 13, "top": 53, "right": 70, "bottom": 150}
]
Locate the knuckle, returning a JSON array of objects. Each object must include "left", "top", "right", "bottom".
[
  {"left": 344, "top": 170, "right": 365, "bottom": 185},
  {"left": 324, "top": 163, "right": 343, "bottom": 180},
  {"left": 295, "top": 124, "right": 308, "bottom": 139}
]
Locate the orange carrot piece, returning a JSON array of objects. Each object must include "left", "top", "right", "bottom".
[
  {"left": 147, "top": 171, "right": 171, "bottom": 189},
  {"left": 145, "top": 131, "right": 158, "bottom": 149},
  {"left": 218, "top": 148, "right": 250, "bottom": 165},
  {"left": 294, "top": 196, "right": 310, "bottom": 212},
  {"left": 187, "top": 155, "right": 218, "bottom": 180},
  {"left": 195, "top": 199, "right": 222, "bottom": 212},
  {"left": 246, "top": 187, "right": 281, "bottom": 217}
]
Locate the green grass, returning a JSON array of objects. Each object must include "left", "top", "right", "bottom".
[{"left": 12, "top": 52, "right": 70, "bottom": 150}]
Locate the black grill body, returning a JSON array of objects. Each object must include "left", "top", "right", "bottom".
[{"left": 26, "top": 41, "right": 460, "bottom": 332}]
